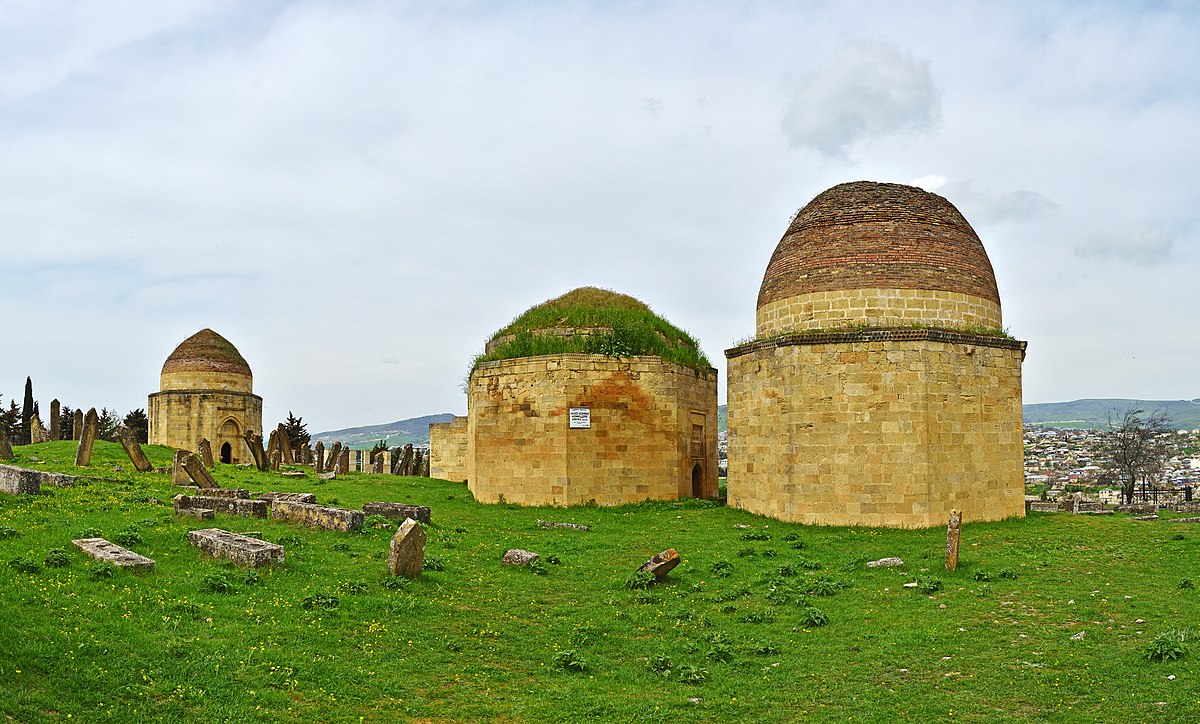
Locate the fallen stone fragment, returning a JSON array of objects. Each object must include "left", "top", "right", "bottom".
[
  {"left": 1071, "top": 631, "right": 1086, "bottom": 640},
  {"left": 903, "top": 582, "right": 919, "bottom": 588},
  {"left": 281, "top": 471, "right": 306, "bottom": 478},
  {"left": 537, "top": 519, "right": 590, "bottom": 531},
  {"left": 72, "top": 538, "right": 155, "bottom": 572},
  {"left": 187, "top": 528, "right": 284, "bottom": 567},
  {"left": 270, "top": 499, "right": 363, "bottom": 532},
  {"left": 867, "top": 557, "right": 905, "bottom": 568},
  {"left": 257, "top": 491, "right": 317, "bottom": 504},
  {"left": 172, "top": 449, "right": 191, "bottom": 485},
  {"left": 363, "top": 501, "right": 432, "bottom": 524},
  {"left": 502, "top": 549, "right": 539, "bottom": 566},
  {"left": 388, "top": 518, "right": 426, "bottom": 578},
  {"left": 1132, "top": 515, "right": 1159, "bottom": 521},
  {"left": 0, "top": 463, "right": 77, "bottom": 494},
  {"left": 183, "top": 453, "right": 218, "bottom": 488},
  {"left": 178, "top": 507, "right": 215, "bottom": 520},
  {"left": 1168, "top": 517, "right": 1200, "bottom": 524},
  {"left": 318, "top": 471, "right": 336, "bottom": 480},
  {"left": 174, "top": 494, "right": 268, "bottom": 518},
  {"left": 638, "top": 548, "right": 680, "bottom": 580}
]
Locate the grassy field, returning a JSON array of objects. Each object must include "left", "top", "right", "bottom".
[{"left": 1, "top": 441, "right": 1198, "bottom": 722}]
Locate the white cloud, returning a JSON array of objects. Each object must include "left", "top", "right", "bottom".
[
  {"left": 781, "top": 40, "right": 940, "bottom": 158},
  {"left": 1074, "top": 226, "right": 1176, "bottom": 267},
  {"left": 937, "top": 180, "right": 1059, "bottom": 225}
]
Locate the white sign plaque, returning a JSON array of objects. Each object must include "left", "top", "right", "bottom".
[{"left": 568, "top": 407, "right": 591, "bottom": 429}]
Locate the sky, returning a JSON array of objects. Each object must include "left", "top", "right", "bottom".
[{"left": 2, "top": 0, "right": 1198, "bottom": 433}]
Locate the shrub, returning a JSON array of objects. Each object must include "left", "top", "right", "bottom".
[
  {"left": 43, "top": 548, "right": 71, "bottom": 568},
  {"left": 795, "top": 558, "right": 823, "bottom": 571},
  {"left": 799, "top": 607, "right": 830, "bottom": 628},
  {"left": 805, "top": 576, "right": 841, "bottom": 597},
  {"left": 738, "top": 609, "right": 775, "bottom": 624},
  {"left": 424, "top": 556, "right": 446, "bottom": 572},
  {"left": 973, "top": 571, "right": 993, "bottom": 582},
  {"left": 546, "top": 554, "right": 562, "bottom": 565},
  {"left": 649, "top": 653, "right": 673, "bottom": 675},
  {"left": 89, "top": 562, "right": 115, "bottom": 579},
  {"left": 676, "top": 663, "right": 708, "bottom": 684},
  {"left": 740, "top": 530, "right": 771, "bottom": 541},
  {"left": 363, "top": 514, "right": 391, "bottom": 530},
  {"left": 916, "top": 577, "right": 944, "bottom": 594},
  {"left": 736, "top": 548, "right": 757, "bottom": 558},
  {"left": 777, "top": 565, "right": 798, "bottom": 578},
  {"left": 1179, "top": 578, "right": 1195, "bottom": 590},
  {"left": 552, "top": 649, "right": 588, "bottom": 672},
  {"left": 200, "top": 573, "right": 236, "bottom": 594},
  {"left": 1143, "top": 630, "right": 1191, "bottom": 662},
  {"left": 8, "top": 553, "right": 40, "bottom": 574},
  {"left": 625, "top": 570, "right": 655, "bottom": 590},
  {"left": 998, "top": 568, "right": 1019, "bottom": 580},
  {"left": 710, "top": 560, "right": 734, "bottom": 578},
  {"left": 528, "top": 558, "right": 548, "bottom": 576},
  {"left": 113, "top": 527, "right": 143, "bottom": 547},
  {"left": 761, "top": 549, "right": 778, "bottom": 558},
  {"left": 301, "top": 594, "right": 340, "bottom": 610}
]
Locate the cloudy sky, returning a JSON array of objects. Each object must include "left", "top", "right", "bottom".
[{"left": 2, "top": 1, "right": 1197, "bottom": 433}]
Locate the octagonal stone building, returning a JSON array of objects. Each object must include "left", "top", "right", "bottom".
[
  {"left": 148, "top": 328, "right": 263, "bottom": 464},
  {"left": 450, "top": 287, "right": 718, "bottom": 506},
  {"left": 725, "top": 181, "right": 1027, "bottom": 528}
]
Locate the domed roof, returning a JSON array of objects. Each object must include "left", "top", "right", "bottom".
[
  {"left": 493, "top": 287, "right": 652, "bottom": 339},
  {"left": 161, "top": 329, "right": 252, "bottom": 378},
  {"left": 757, "top": 181, "right": 1000, "bottom": 310}
]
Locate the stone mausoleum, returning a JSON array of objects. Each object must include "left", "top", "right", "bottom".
[
  {"left": 148, "top": 328, "right": 263, "bottom": 464},
  {"left": 438, "top": 287, "right": 718, "bottom": 506},
  {"left": 725, "top": 181, "right": 1027, "bottom": 528}
]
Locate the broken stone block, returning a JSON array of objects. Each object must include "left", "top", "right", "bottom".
[
  {"left": 281, "top": 471, "right": 305, "bottom": 479},
  {"left": 256, "top": 491, "right": 317, "bottom": 504},
  {"left": 187, "top": 528, "right": 284, "bottom": 567},
  {"left": 537, "top": 519, "right": 590, "bottom": 531},
  {"left": 72, "top": 538, "right": 155, "bottom": 572},
  {"left": 387, "top": 518, "right": 426, "bottom": 578},
  {"left": 502, "top": 549, "right": 539, "bottom": 566},
  {"left": 1, "top": 463, "right": 78, "bottom": 494},
  {"left": 179, "top": 507, "right": 215, "bottom": 520},
  {"left": 362, "top": 501, "right": 432, "bottom": 524},
  {"left": 174, "top": 494, "right": 268, "bottom": 518},
  {"left": 867, "top": 557, "right": 905, "bottom": 568},
  {"left": 172, "top": 450, "right": 191, "bottom": 485},
  {"left": 0, "top": 436, "right": 13, "bottom": 462},
  {"left": 198, "top": 438, "right": 214, "bottom": 468},
  {"left": 117, "top": 426, "right": 154, "bottom": 472},
  {"left": 318, "top": 471, "right": 336, "bottom": 480},
  {"left": 638, "top": 548, "right": 680, "bottom": 580},
  {"left": 270, "top": 499, "right": 363, "bottom": 532},
  {"left": 180, "top": 488, "right": 250, "bottom": 499},
  {"left": 182, "top": 453, "right": 217, "bottom": 488}
]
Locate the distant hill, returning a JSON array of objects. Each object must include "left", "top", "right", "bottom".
[
  {"left": 313, "top": 413, "right": 457, "bottom": 449},
  {"left": 1023, "top": 399, "right": 1200, "bottom": 430}
]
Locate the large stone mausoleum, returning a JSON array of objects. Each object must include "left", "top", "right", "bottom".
[
  {"left": 726, "top": 181, "right": 1027, "bottom": 528},
  {"left": 148, "top": 328, "right": 263, "bottom": 464},
  {"left": 438, "top": 287, "right": 718, "bottom": 506}
]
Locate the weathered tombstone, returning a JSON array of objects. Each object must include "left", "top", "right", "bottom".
[
  {"left": 74, "top": 408, "right": 100, "bottom": 467},
  {"left": 0, "top": 436, "right": 13, "bottom": 461},
  {"left": 866, "top": 557, "right": 905, "bottom": 568},
  {"left": 266, "top": 429, "right": 279, "bottom": 460},
  {"left": 116, "top": 426, "right": 154, "bottom": 473},
  {"left": 256, "top": 491, "right": 317, "bottom": 504},
  {"left": 187, "top": 528, "right": 284, "bottom": 567},
  {"left": 276, "top": 423, "right": 293, "bottom": 465},
  {"left": 502, "top": 549, "right": 539, "bottom": 566},
  {"left": 198, "top": 438, "right": 214, "bottom": 468},
  {"left": 29, "top": 413, "right": 47, "bottom": 444},
  {"left": 327, "top": 442, "right": 342, "bottom": 472},
  {"left": 387, "top": 518, "right": 426, "bottom": 578},
  {"left": 72, "top": 410, "right": 83, "bottom": 441},
  {"left": 339, "top": 447, "right": 350, "bottom": 475},
  {"left": 183, "top": 452, "right": 217, "bottom": 488},
  {"left": 72, "top": 538, "right": 155, "bottom": 573},
  {"left": 315, "top": 441, "right": 325, "bottom": 474},
  {"left": 363, "top": 501, "right": 432, "bottom": 524},
  {"left": 270, "top": 499, "right": 364, "bottom": 532},
  {"left": 945, "top": 510, "right": 962, "bottom": 571},
  {"left": 399, "top": 444, "right": 414, "bottom": 476},
  {"left": 372, "top": 451, "right": 385, "bottom": 474},
  {"left": 638, "top": 548, "right": 680, "bottom": 580},
  {"left": 172, "top": 449, "right": 191, "bottom": 485},
  {"left": 268, "top": 448, "right": 280, "bottom": 471},
  {"left": 318, "top": 471, "right": 336, "bottom": 480},
  {"left": 50, "top": 399, "right": 60, "bottom": 441},
  {"left": 242, "top": 430, "right": 268, "bottom": 471},
  {"left": 174, "top": 494, "right": 268, "bottom": 518},
  {"left": 537, "top": 519, "right": 590, "bottom": 531},
  {"left": 420, "top": 455, "right": 430, "bottom": 477}
]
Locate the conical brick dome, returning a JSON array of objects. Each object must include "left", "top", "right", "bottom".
[
  {"left": 159, "top": 329, "right": 253, "bottom": 393},
  {"left": 756, "top": 181, "right": 1003, "bottom": 336}
]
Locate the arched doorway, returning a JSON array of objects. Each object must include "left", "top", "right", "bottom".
[
  {"left": 692, "top": 463, "right": 704, "bottom": 498},
  {"left": 220, "top": 442, "right": 232, "bottom": 464}
]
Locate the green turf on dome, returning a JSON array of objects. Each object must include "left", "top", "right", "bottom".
[{"left": 472, "top": 287, "right": 711, "bottom": 372}]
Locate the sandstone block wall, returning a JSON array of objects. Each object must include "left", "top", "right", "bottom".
[
  {"left": 725, "top": 331, "right": 1026, "bottom": 528},
  {"left": 430, "top": 417, "right": 468, "bottom": 482},
  {"left": 756, "top": 288, "right": 1002, "bottom": 337},
  {"left": 148, "top": 387, "right": 262, "bottom": 465},
  {"left": 467, "top": 354, "right": 717, "bottom": 507}
]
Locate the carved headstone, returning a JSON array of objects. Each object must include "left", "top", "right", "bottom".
[
  {"left": 116, "top": 426, "right": 153, "bottom": 472},
  {"left": 269, "top": 448, "right": 280, "bottom": 471},
  {"left": 637, "top": 548, "right": 680, "bottom": 580},
  {"left": 420, "top": 455, "right": 430, "bottom": 477},
  {"left": 242, "top": 430, "right": 268, "bottom": 471},
  {"left": 315, "top": 441, "right": 325, "bottom": 474},
  {"left": 387, "top": 518, "right": 426, "bottom": 578},
  {"left": 0, "top": 436, "right": 13, "bottom": 461},
  {"left": 945, "top": 510, "right": 962, "bottom": 571},
  {"left": 29, "top": 413, "right": 47, "bottom": 444},
  {"left": 74, "top": 408, "right": 100, "bottom": 467},
  {"left": 183, "top": 452, "right": 217, "bottom": 488},
  {"left": 339, "top": 447, "right": 349, "bottom": 475},
  {"left": 73, "top": 410, "right": 83, "bottom": 441},
  {"left": 266, "top": 429, "right": 279, "bottom": 460},
  {"left": 172, "top": 449, "right": 191, "bottom": 485},
  {"left": 276, "top": 423, "right": 293, "bottom": 465},
  {"left": 50, "top": 399, "right": 60, "bottom": 441},
  {"left": 198, "top": 438, "right": 214, "bottom": 468},
  {"left": 400, "top": 444, "right": 414, "bottom": 476}
]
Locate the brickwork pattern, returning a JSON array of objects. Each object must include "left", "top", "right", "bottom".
[
  {"left": 149, "top": 389, "right": 261, "bottom": 464},
  {"left": 757, "top": 181, "right": 1000, "bottom": 311},
  {"left": 429, "top": 417, "right": 468, "bottom": 482},
  {"left": 725, "top": 336, "right": 1025, "bottom": 528},
  {"left": 756, "top": 288, "right": 1003, "bottom": 337},
  {"left": 467, "top": 354, "right": 717, "bottom": 506}
]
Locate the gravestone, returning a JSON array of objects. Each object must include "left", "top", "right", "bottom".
[
  {"left": 187, "top": 528, "right": 284, "bottom": 567},
  {"left": 198, "top": 438, "right": 214, "bottom": 468},
  {"left": 29, "top": 413, "right": 48, "bottom": 444},
  {"left": 117, "top": 426, "right": 154, "bottom": 473},
  {"left": 387, "top": 518, "right": 426, "bottom": 578},
  {"left": 315, "top": 441, "right": 325, "bottom": 474},
  {"left": 74, "top": 408, "right": 100, "bottom": 467},
  {"left": 372, "top": 451, "right": 385, "bottom": 474},
  {"left": 72, "top": 538, "right": 155, "bottom": 572},
  {"left": 266, "top": 428, "right": 279, "bottom": 460},
  {"left": 174, "top": 494, "right": 268, "bottom": 518},
  {"left": 257, "top": 491, "right": 317, "bottom": 504},
  {"left": 276, "top": 423, "right": 293, "bottom": 465},
  {"left": 183, "top": 453, "right": 217, "bottom": 488},
  {"left": 1026, "top": 500, "right": 1060, "bottom": 513},
  {"left": 180, "top": 487, "right": 249, "bottom": 499},
  {"left": 363, "top": 502, "right": 432, "bottom": 524},
  {"left": 268, "top": 449, "right": 280, "bottom": 471},
  {"left": 339, "top": 447, "right": 350, "bottom": 475},
  {"left": 0, "top": 436, "right": 12, "bottom": 462},
  {"left": 945, "top": 510, "right": 962, "bottom": 571},
  {"left": 399, "top": 444, "right": 414, "bottom": 476},
  {"left": 172, "top": 450, "right": 191, "bottom": 485},
  {"left": 242, "top": 430, "right": 268, "bottom": 471},
  {"left": 420, "top": 455, "right": 429, "bottom": 477},
  {"left": 50, "top": 399, "right": 60, "bottom": 441},
  {"left": 72, "top": 410, "right": 84, "bottom": 441},
  {"left": 866, "top": 557, "right": 905, "bottom": 568},
  {"left": 502, "top": 549, "right": 539, "bottom": 566},
  {"left": 270, "top": 499, "right": 364, "bottom": 532},
  {"left": 637, "top": 548, "right": 680, "bottom": 580},
  {"left": 537, "top": 520, "right": 590, "bottom": 531},
  {"left": 178, "top": 507, "right": 215, "bottom": 520}
]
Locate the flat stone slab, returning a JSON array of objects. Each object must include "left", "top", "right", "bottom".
[
  {"left": 270, "top": 499, "right": 364, "bottom": 532},
  {"left": 1131, "top": 514, "right": 1159, "bottom": 521},
  {"left": 502, "top": 549, "right": 539, "bottom": 566},
  {"left": 257, "top": 491, "right": 317, "bottom": 504},
  {"left": 187, "top": 528, "right": 285, "bottom": 567},
  {"left": 866, "top": 557, "right": 905, "bottom": 568},
  {"left": 72, "top": 538, "right": 155, "bottom": 572},
  {"left": 363, "top": 501, "right": 432, "bottom": 524},
  {"left": 638, "top": 548, "right": 680, "bottom": 580},
  {"left": 0, "top": 463, "right": 78, "bottom": 494},
  {"left": 1026, "top": 501, "right": 1061, "bottom": 513},
  {"left": 537, "top": 519, "right": 591, "bottom": 531},
  {"left": 179, "top": 508, "right": 215, "bottom": 520},
  {"left": 174, "top": 494, "right": 268, "bottom": 518},
  {"left": 177, "top": 487, "right": 251, "bottom": 499},
  {"left": 1168, "top": 517, "right": 1200, "bottom": 523}
]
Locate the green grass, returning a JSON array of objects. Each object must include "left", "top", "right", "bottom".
[{"left": 2, "top": 441, "right": 1199, "bottom": 721}]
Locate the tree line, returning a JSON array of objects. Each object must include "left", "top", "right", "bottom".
[{"left": 1, "top": 377, "right": 149, "bottom": 445}]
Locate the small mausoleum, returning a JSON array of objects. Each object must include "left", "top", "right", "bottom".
[
  {"left": 148, "top": 328, "right": 263, "bottom": 464},
  {"left": 442, "top": 287, "right": 718, "bottom": 506},
  {"left": 725, "top": 181, "right": 1027, "bottom": 528}
]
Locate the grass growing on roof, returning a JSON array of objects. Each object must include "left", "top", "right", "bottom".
[{"left": 471, "top": 287, "right": 712, "bottom": 374}]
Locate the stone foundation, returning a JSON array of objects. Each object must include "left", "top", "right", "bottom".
[{"left": 270, "top": 500, "right": 364, "bottom": 532}]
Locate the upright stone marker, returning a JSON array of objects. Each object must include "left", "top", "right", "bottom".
[
  {"left": 339, "top": 447, "right": 350, "bottom": 475},
  {"left": 276, "top": 423, "right": 293, "bottom": 465},
  {"left": 327, "top": 442, "right": 342, "bottom": 473},
  {"left": 74, "top": 408, "right": 100, "bottom": 467},
  {"left": 29, "top": 413, "right": 47, "bottom": 443},
  {"left": 72, "top": 410, "right": 83, "bottom": 441},
  {"left": 198, "top": 438, "right": 214, "bottom": 468},
  {"left": 243, "top": 430, "right": 268, "bottom": 471},
  {"left": 172, "top": 449, "right": 191, "bottom": 485},
  {"left": 387, "top": 518, "right": 426, "bottom": 578},
  {"left": 0, "top": 436, "right": 13, "bottom": 462},
  {"left": 315, "top": 441, "right": 325, "bottom": 474},
  {"left": 50, "top": 399, "right": 60, "bottom": 441},
  {"left": 399, "top": 444, "right": 414, "bottom": 476},
  {"left": 945, "top": 510, "right": 962, "bottom": 572},
  {"left": 268, "top": 449, "right": 280, "bottom": 471},
  {"left": 117, "top": 426, "right": 153, "bottom": 473}
]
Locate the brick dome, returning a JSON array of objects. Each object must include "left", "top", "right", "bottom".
[
  {"left": 160, "top": 329, "right": 253, "bottom": 392},
  {"left": 755, "top": 181, "right": 1003, "bottom": 335}
]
